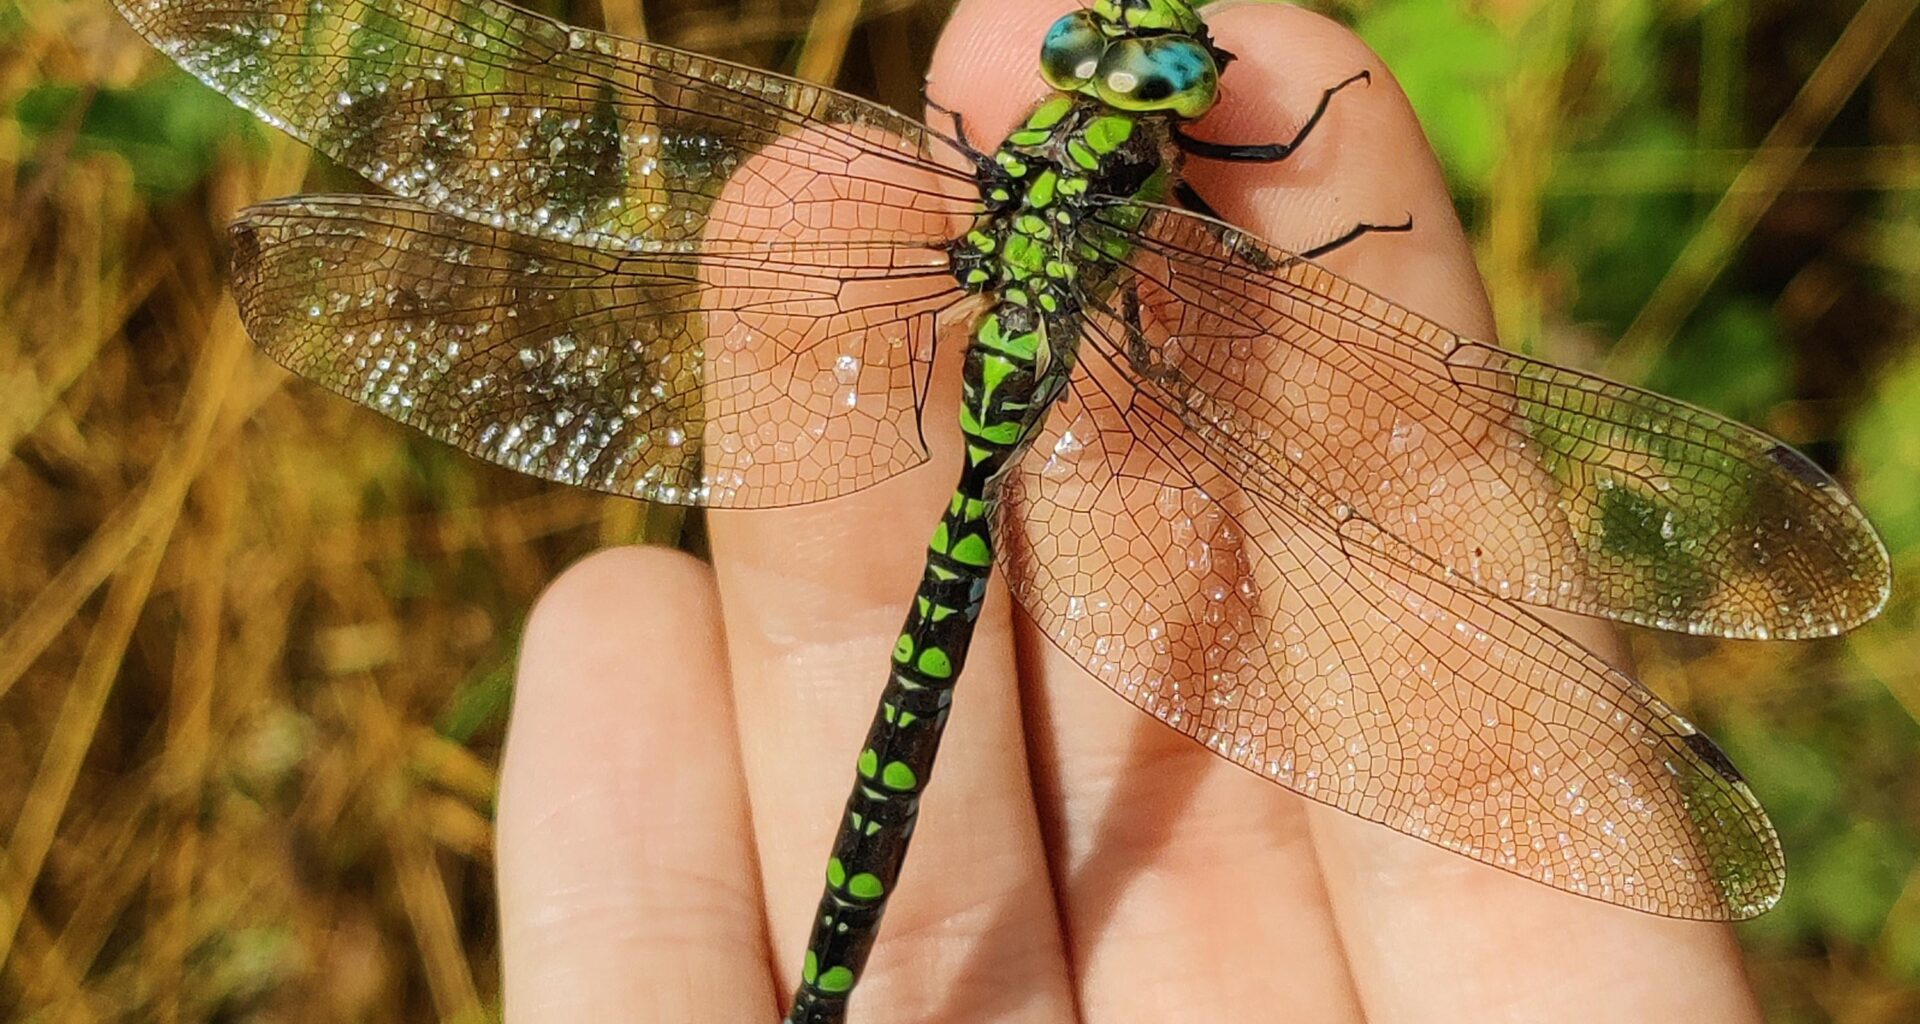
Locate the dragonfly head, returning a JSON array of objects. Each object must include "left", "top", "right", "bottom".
[{"left": 1040, "top": 1, "right": 1227, "bottom": 120}]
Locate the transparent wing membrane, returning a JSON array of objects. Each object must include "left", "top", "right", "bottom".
[
  {"left": 1002, "top": 338, "right": 1784, "bottom": 919},
  {"left": 232, "top": 194, "right": 960, "bottom": 506},
  {"left": 1080, "top": 202, "right": 1889, "bottom": 641},
  {"left": 113, "top": 0, "right": 981, "bottom": 250}
]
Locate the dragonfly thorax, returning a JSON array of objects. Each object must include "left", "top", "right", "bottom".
[
  {"left": 957, "top": 98, "right": 1168, "bottom": 270},
  {"left": 946, "top": 95, "right": 1173, "bottom": 492},
  {"left": 951, "top": 95, "right": 1168, "bottom": 370}
]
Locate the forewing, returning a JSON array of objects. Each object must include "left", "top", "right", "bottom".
[
  {"left": 114, "top": 0, "right": 979, "bottom": 249},
  {"left": 1079, "top": 202, "right": 1888, "bottom": 640},
  {"left": 232, "top": 194, "right": 961, "bottom": 507},
  {"left": 999, "top": 346, "right": 1783, "bottom": 919}
]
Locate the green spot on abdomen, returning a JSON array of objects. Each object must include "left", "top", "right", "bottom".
[
  {"left": 848, "top": 872, "right": 885, "bottom": 899},
  {"left": 964, "top": 415, "right": 1023, "bottom": 446},
  {"left": 950, "top": 531, "right": 991, "bottom": 567},
  {"left": 975, "top": 320, "right": 1039, "bottom": 361},
  {"left": 893, "top": 634, "right": 913, "bottom": 662},
  {"left": 857, "top": 749, "right": 878, "bottom": 779},
  {"left": 826, "top": 857, "right": 847, "bottom": 888},
  {"left": 882, "top": 761, "right": 918, "bottom": 791},
  {"left": 818, "top": 965, "right": 856, "bottom": 994},
  {"left": 916, "top": 647, "right": 953, "bottom": 679}
]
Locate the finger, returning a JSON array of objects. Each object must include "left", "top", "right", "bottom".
[
  {"left": 1184, "top": 6, "right": 1763, "bottom": 1021},
  {"left": 935, "top": 0, "right": 1369, "bottom": 1020},
  {"left": 706, "top": 9, "right": 1077, "bottom": 1014},
  {"left": 708, "top": 308, "right": 1073, "bottom": 1014},
  {"left": 498, "top": 548, "right": 778, "bottom": 1023}
]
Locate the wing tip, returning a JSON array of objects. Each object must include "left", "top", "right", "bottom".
[{"left": 1671, "top": 727, "right": 1786, "bottom": 921}]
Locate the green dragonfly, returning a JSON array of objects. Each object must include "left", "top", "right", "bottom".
[{"left": 113, "top": 0, "right": 1890, "bottom": 1020}]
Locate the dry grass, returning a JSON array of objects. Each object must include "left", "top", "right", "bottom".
[{"left": 1, "top": 0, "right": 1915, "bottom": 1021}]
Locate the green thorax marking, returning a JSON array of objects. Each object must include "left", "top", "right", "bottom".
[{"left": 956, "top": 95, "right": 1167, "bottom": 386}]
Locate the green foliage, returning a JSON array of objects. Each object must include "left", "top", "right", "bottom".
[
  {"left": 11, "top": 72, "right": 261, "bottom": 196},
  {"left": 437, "top": 658, "right": 518, "bottom": 746},
  {"left": 1351, "top": 0, "right": 1511, "bottom": 188},
  {"left": 1851, "top": 346, "right": 1920, "bottom": 554},
  {"left": 1721, "top": 677, "right": 1920, "bottom": 982},
  {"left": 1646, "top": 297, "right": 1791, "bottom": 422}
]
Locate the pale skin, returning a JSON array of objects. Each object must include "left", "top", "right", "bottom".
[{"left": 496, "top": 2, "right": 1768, "bottom": 1021}]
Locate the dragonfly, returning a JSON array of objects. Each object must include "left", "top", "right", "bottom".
[{"left": 114, "top": 0, "right": 1890, "bottom": 1020}]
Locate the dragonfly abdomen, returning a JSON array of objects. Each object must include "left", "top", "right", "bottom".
[
  {"left": 785, "top": 491, "right": 991, "bottom": 1021},
  {"left": 788, "top": 96, "right": 1177, "bottom": 1018},
  {"left": 788, "top": 271, "right": 1063, "bottom": 1023}
]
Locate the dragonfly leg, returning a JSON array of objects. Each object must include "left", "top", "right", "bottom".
[
  {"left": 924, "top": 93, "right": 986, "bottom": 158},
  {"left": 1173, "top": 69, "right": 1371, "bottom": 162},
  {"left": 1301, "top": 213, "right": 1416, "bottom": 259},
  {"left": 1176, "top": 179, "right": 1411, "bottom": 261},
  {"left": 1173, "top": 180, "right": 1225, "bottom": 220}
]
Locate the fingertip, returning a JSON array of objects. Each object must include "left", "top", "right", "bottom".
[
  {"left": 927, "top": 0, "right": 1076, "bottom": 143},
  {"left": 1184, "top": 3, "right": 1496, "bottom": 339},
  {"left": 522, "top": 545, "right": 720, "bottom": 667}
]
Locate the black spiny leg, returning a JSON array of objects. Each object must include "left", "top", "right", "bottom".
[
  {"left": 1174, "top": 70, "right": 1371, "bottom": 163},
  {"left": 1174, "top": 181, "right": 1224, "bottom": 220},
  {"left": 925, "top": 95, "right": 984, "bottom": 159},
  {"left": 1301, "top": 214, "right": 1415, "bottom": 260},
  {"left": 1177, "top": 182, "right": 1412, "bottom": 263}
]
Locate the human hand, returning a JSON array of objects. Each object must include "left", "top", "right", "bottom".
[{"left": 499, "top": 2, "right": 1766, "bottom": 1020}]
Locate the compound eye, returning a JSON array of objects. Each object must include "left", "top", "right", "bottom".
[
  {"left": 1040, "top": 11, "right": 1108, "bottom": 90},
  {"left": 1092, "top": 37, "right": 1219, "bottom": 118}
]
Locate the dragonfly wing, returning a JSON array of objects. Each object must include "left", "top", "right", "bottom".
[
  {"left": 233, "top": 194, "right": 960, "bottom": 507},
  {"left": 999, "top": 346, "right": 1783, "bottom": 919},
  {"left": 1078, "top": 202, "right": 1888, "bottom": 641},
  {"left": 114, "top": 0, "right": 980, "bottom": 249}
]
